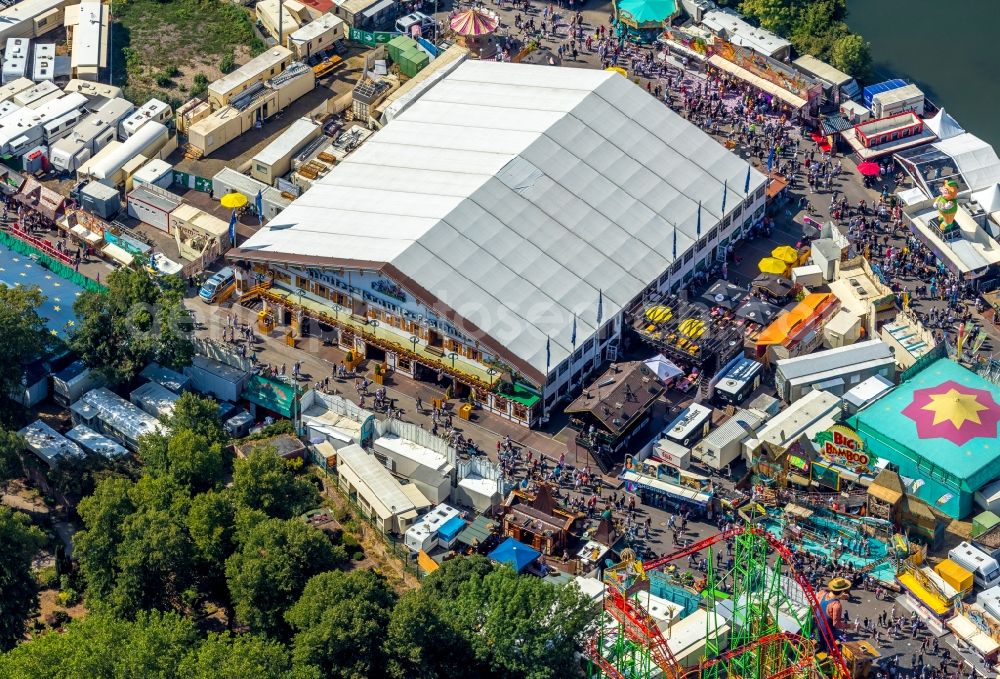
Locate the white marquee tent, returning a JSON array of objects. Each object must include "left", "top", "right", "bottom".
[{"left": 235, "top": 61, "right": 766, "bottom": 383}]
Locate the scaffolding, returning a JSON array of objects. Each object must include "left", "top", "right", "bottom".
[{"left": 587, "top": 524, "right": 847, "bottom": 679}]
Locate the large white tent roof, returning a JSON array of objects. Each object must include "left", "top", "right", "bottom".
[
  {"left": 236, "top": 61, "right": 765, "bottom": 381},
  {"left": 934, "top": 133, "right": 1000, "bottom": 192}
]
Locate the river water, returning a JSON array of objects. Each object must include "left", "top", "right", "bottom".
[{"left": 846, "top": 0, "right": 999, "bottom": 150}]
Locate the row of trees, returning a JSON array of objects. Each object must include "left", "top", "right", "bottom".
[
  {"left": 2, "top": 394, "right": 598, "bottom": 677},
  {"left": 0, "top": 556, "right": 596, "bottom": 679},
  {"left": 722, "top": 0, "right": 873, "bottom": 80}
]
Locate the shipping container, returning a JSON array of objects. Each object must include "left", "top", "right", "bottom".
[
  {"left": 250, "top": 116, "right": 320, "bottom": 185},
  {"left": 126, "top": 185, "right": 179, "bottom": 232},
  {"left": 79, "top": 179, "right": 120, "bottom": 219}
]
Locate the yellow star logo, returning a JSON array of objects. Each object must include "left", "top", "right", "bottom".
[
  {"left": 922, "top": 388, "right": 989, "bottom": 429},
  {"left": 53, "top": 305, "right": 61, "bottom": 312},
  {"left": 50, "top": 329, "right": 58, "bottom": 336}
]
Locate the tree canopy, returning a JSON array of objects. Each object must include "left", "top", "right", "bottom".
[
  {"left": 0, "top": 507, "right": 46, "bottom": 651},
  {"left": 226, "top": 516, "right": 347, "bottom": 637},
  {"left": 70, "top": 266, "right": 193, "bottom": 387},
  {"left": 231, "top": 448, "right": 318, "bottom": 520},
  {"left": 0, "top": 285, "right": 56, "bottom": 411},
  {"left": 737, "top": 0, "right": 872, "bottom": 79},
  {"left": 0, "top": 428, "right": 26, "bottom": 483},
  {"left": 286, "top": 570, "right": 397, "bottom": 679}
]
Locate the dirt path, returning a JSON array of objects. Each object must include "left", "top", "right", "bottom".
[{"left": 318, "top": 476, "right": 419, "bottom": 592}]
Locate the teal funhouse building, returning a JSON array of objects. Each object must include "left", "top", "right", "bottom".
[{"left": 850, "top": 359, "right": 1000, "bottom": 519}]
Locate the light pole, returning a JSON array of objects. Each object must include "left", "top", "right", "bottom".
[
  {"left": 487, "top": 367, "right": 498, "bottom": 388},
  {"left": 409, "top": 335, "right": 419, "bottom": 355},
  {"left": 448, "top": 352, "right": 457, "bottom": 370}
]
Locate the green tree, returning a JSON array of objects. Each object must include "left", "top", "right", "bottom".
[
  {"left": 0, "top": 507, "right": 46, "bottom": 650},
  {"left": 0, "top": 285, "right": 55, "bottom": 411},
  {"left": 74, "top": 476, "right": 137, "bottom": 603},
  {"left": 385, "top": 589, "right": 475, "bottom": 679},
  {"left": 70, "top": 267, "right": 193, "bottom": 387},
  {"left": 442, "top": 565, "right": 597, "bottom": 679},
  {"left": 0, "top": 427, "right": 25, "bottom": 482},
  {"left": 830, "top": 32, "right": 873, "bottom": 80},
  {"left": 187, "top": 489, "right": 237, "bottom": 569},
  {"left": 738, "top": 0, "right": 795, "bottom": 35},
  {"left": 138, "top": 429, "right": 225, "bottom": 494},
  {"left": 285, "top": 570, "right": 397, "bottom": 679},
  {"left": 0, "top": 611, "right": 198, "bottom": 678},
  {"left": 231, "top": 448, "right": 317, "bottom": 519},
  {"left": 225, "top": 517, "right": 345, "bottom": 637},
  {"left": 177, "top": 632, "right": 292, "bottom": 679},
  {"left": 166, "top": 392, "right": 227, "bottom": 445}
]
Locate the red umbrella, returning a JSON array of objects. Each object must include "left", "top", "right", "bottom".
[
  {"left": 857, "top": 161, "right": 881, "bottom": 177},
  {"left": 809, "top": 131, "right": 825, "bottom": 143}
]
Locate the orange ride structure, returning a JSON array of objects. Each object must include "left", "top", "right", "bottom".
[{"left": 586, "top": 523, "right": 851, "bottom": 679}]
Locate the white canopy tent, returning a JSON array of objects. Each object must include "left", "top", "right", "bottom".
[
  {"left": 972, "top": 184, "right": 1000, "bottom": 213},
  {"left": 925, "top": 108, "right": 964, "bottom": 141},
  {"left": 934, "top": 133, "right": 1000, "bottom": 192},
  {"left": 644, "top": 355, "right": 684, "bottom": 383}
]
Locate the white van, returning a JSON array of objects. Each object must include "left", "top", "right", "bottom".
[
  {"left": 950, "top": 542, "right": 1000, "bottom": 590},
  {"left": 395, "top": 12, "right": 434, "bottom": 37}
]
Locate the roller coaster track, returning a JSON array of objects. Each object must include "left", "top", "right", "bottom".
[{"left": 589, "top": 525, "right": 851, "bottom": 679}]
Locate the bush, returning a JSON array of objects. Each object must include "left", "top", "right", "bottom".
[
  {"left": 193, "top": 73, "right": 209, "bottom": 89},
  {"left": 352, "top": 551, "right": 365, "bottom": 561},
  {"left": 220, "top": 52, "right": 236, "bottom": 73},
  {"left": 342, "top": 533, "right": 360, "bottom": 550},
  {"left": 35, "top": 566, "right": 58, "bottom": 589},
  {"left": 332, "top": 504, "right": 350, "bottom": 523}
]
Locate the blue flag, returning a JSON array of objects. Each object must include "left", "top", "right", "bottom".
[
  {"left": 570, "top": 315, "right": 577, "bottom": 349},
  {"left": 672, "top": 227, "right": 677, "bottom": 259},
  {"left": 696, "top": 201, "right": 702, "bottom": 237},
  {"left": 744, "top": 163, "right": 751, "bottom": 194},
  {"left": 228, "top": 209, "right": 237, "bottom": 247},
  {"left": 545, "top": 336, "right": 551, "bottom": 373},
  {"left": 767, "top": 147, "right": 775, "bottom": 174},
  {"left": 721, "top": 180, "right": 728, "bottom": 215},
  {"left": 596, "top": 289, "right": 603, "bottom": 327},
  {"left": 255, "top": 189, "right": 263, "bottom": 220}
]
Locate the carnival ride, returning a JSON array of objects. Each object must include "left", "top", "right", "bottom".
[{"left": 587, "top": 523, "right": 852, "bottom": 679}]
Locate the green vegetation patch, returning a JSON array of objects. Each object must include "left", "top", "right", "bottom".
[{"left": 112, "top": 0, "right": 265, "bottom": 106}]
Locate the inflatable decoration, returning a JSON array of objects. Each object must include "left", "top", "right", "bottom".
[{"left": 934, "top": 179, "right": 960, "bottom": 231}]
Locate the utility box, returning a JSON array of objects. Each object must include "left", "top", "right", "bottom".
[{"left": 79, "top": 180, "right": 120, "bottom": 219}]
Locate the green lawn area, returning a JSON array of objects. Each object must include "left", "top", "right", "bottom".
[{"left": 111, "top": 0, "right": 265, "bottom": 106}]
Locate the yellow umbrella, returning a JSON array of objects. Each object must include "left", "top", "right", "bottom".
[
  {"left": 758, "top": 257, "right": 788, "bottom": 276},
  {"left": 678, "top": 318, "right": 705, "bottom": 338},
  {"left": 645, "top": 305, "right": 672, "bottom": 323},
  {"left": 771, "top": 245, "right": 799, "bottom": 264},
  {"left": 220, "top": 192, "right": 248, "bottom": 209},
  {"left": 606, "top": 66, "right": 628, "bottom": 77}
]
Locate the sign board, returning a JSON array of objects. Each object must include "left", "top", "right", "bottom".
[
  {"left": 811, "top": 462, "right": 841, "bottom": 490},
  {"left": 814, "top": 424, "right": 872, "bottom": 471},
  {"left": 172, "top": 170, "right": 213, "bottom": 193},
  {"left": 348, "top": 27, "right": 395, "bottom": 47}
]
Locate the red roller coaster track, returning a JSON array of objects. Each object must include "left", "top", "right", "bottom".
[{"left": 593, "top": 524, "right": 850, "bottom": 679}]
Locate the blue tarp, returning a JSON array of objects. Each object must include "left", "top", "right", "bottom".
[
  {"left": 488, "top": 537, "right": 540, "bottom": 573},
  {"left": 863, "top": 79, "right": 907, "bottom": 108},
  {"left": 438, "top": 515, "right": 466, "bottom": 542}
]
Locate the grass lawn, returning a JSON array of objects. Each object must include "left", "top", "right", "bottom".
[{"left": 111, "top": 0, "right": 265, "bottom": 106}]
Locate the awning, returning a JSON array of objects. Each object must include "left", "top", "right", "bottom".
[
  {"left": 101, "top": 242, "right": 135, "bottom": 267},
  {"left": 709, "top": 55, "right": 808, "bottom": 109},
  {"left": 71, "top": 224, "right": 103, "bottom": 245}
]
